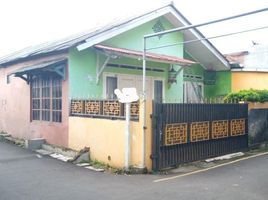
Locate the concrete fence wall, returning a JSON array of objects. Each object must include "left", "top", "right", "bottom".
[
  {"left": 68, "top": 101, "right": 153, "bottom": 170},
  {"left": 248, "top": 102, "right": 268, "bottom": 144}
]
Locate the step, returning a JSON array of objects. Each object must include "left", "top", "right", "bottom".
[{"left": 42, "top": 144, "right": 77, "bottom": 158}]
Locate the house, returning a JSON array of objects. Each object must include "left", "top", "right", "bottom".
[
  {"left": 226, "top": 43, "right": 268, "bottom": 92},
  {"left": 0, "top": 3, "right": 231, "bottom": 170}
]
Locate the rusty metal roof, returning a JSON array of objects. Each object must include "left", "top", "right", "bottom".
[{"left": 94, "top": 44, "right": 196, "bottom": 66}]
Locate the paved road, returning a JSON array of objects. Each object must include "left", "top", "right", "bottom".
[{"left": 1, "top": 141, "right": 268, "bottom": 200}]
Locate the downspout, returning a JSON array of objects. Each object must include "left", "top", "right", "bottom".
[
  {"left": 141, "top": 37, "right": 147, "bottom": 169},
  {"left": 125, "top": 102, "right": 131, "bottom": 170}
]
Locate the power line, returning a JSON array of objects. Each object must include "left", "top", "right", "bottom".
[
  {"left": 146, "top": 25, "right": 268, "bottom": 51},
  {"left": 144, "top": 7, "right": 268, "bottom": 39}
]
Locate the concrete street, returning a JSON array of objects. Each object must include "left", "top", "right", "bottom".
[{"left": 0, "top": 141, "right": 268, "bottom": 200}]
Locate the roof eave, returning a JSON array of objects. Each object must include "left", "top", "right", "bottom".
[
  {"left": 0, "top": 49, "right": 69, "bottom": 67},
  {"left": 76, "top": 6, "right": 173, "bottom": 51},
  {"left": 76, "top": 4, "right": 229, "bottom": 71},
  {"left": 168, "top": 4, "right": 230, "bottom": 70}
]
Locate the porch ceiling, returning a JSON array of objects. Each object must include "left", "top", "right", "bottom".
[{"left": 94, "top": 44, "right": 196, "bottom": 66}]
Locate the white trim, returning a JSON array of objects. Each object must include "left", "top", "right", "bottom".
[
  {"left": 185, "top": 50, "right": 207, "bottom": 70},
  {"left": 77, "top": 5, "right": 229, "bottom": 71},
  {"left": 103, "top": 73, "right": 118, "bottom": 99},
  {"left": 77, "top": 7, "right": 171, "bottom": 51},
  {"left": 169, "top": 8, "right": 230, "bottom": 69}
]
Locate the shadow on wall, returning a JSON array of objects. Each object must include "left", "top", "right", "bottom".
[{"left": 248, "top": 109, "right": 268, "bottom": 144}]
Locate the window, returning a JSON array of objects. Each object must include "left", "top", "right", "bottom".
[
  {"left": 183, "top": 81, "right": 203, "bottom": 103},
  {"left": 106, "top": 76, "right": 117, "bottom": 99},
  {"left": 31, "top": 76, "right": 62, "bottom": 122}
]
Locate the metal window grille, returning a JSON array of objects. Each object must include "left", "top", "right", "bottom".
[{"left": 31, "top": 76, "right": 62, "bottom": 123}]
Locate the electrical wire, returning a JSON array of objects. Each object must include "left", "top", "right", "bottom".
[
  {"left": 146, "top": 25, "right": 268, "bottom": 51},
  {"left": 145, "top": 7, "right": 268, "bottom": 39}
]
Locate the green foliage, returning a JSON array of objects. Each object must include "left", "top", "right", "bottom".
[
  {"left": 90, "top": 159, "right": 108, "bottom": 169},
  {"left": 258, "top": 90, "right": 268, "bottom": 103},
  {"left": 224, "top": 89, "right": 268, "bottom": 103}
]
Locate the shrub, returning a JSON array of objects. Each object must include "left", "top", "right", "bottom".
[
  {"left": 258, "top": 90, "right": 268, "bottom": 103},
  {"left": 224, "top": 89, "right": 268, "bottom": 103}
]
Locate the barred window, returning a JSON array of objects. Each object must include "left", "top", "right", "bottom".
[{"left": 31, "top": 76, "right": 62, "bottom": 122}]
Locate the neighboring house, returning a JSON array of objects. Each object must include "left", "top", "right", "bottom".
[
  {"left": 0, "top": 3, "right": 230, "bottom": 170},
  {"left": 226, "top": 43, "right": 268, "bottom": 92}
]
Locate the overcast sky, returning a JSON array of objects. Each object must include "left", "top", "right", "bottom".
[{"left": 0, "top": 0, "right": 268, "bottom": 57}]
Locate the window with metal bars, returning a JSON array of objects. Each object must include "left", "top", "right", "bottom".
[{"left": 31, "top": 76, "right": 62, "bottom": 122}]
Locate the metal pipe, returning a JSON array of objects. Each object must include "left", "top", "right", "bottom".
[
  {"left": 125, "top": 102, "right": 131, "bottom": 170},
  {"left": 141, "top": 37, "right": 147, "bottom": 168},
  {"left": 144, "top": 7, "right": 268, "bottom": 39},
  {"left": 141, "top": 6, "right": 268, "bottom": 171}
]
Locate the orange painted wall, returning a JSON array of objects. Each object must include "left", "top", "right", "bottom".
[
  {"left": 0, "top": 53, "right": 69, "bottom": 147},
  {"left": 232, "top": 71, "right": 268, "bottom": 92}
]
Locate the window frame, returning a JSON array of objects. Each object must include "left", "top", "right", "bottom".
[
  {"left": 30, "top": 75, "right": 62, "bottom": 123},
  {"left": 103, "top": 73, "right": 118, "bottom": 99},
  {"left": 183, "top": 81, "right": 204, "bottom": 103}
]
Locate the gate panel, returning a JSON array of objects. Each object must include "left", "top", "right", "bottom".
[{"left": 152, "top": 103, "right": 248, "bottom": 171}]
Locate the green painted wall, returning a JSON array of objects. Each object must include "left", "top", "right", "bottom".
[
  {"left": 183, "top": 64, "right": 204, "bottom": 83},
  {"left": 69, "top": 16, "right": 186, "bottom": 102},
  {"left": 69, "top": 48, "right": 103, "bottom": 99},
  {"left": 183, "top": 51, "right": 231, "bottom": 99},
  {"left": 104, "top": 16, "right": 184, "bottom": 102},
  {"left": 205, "top": 71, "right": 231, "bottom": 98},
  {"left": 183, "top": 52, "right": 204, "bottom": 83},
  {"left": 104, "top": 17, "right": 183, "bottom": 57}
]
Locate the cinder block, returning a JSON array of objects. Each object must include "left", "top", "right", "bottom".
[{"left": 26, "top": 138, "right": 46, "bottom": 150}]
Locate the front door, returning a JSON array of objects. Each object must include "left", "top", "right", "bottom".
[{"left": 104, "top": 73, "right": 162, "bottom": 100}]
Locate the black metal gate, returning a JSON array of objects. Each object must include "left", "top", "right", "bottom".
[{"left": 152, "top": 103, "right": 248, "bottom": 171}]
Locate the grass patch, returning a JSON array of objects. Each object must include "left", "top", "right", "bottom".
[{"left": 88, "top": 159, "right": 127, "bottom": 174}]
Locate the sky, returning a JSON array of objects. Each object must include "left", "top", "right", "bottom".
[{"left": 0, "top": 0, "right": 268, "bottom": 57}]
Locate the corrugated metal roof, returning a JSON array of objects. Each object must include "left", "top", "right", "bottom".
[
  {"left": 0, "top": 4, "right": 173, "bottom": 66},
  {"left": 11, "top": 58, "right": 67, "bottom": 75},
  {"left": 0, "top": 2, "right": 229, "bottom": 70},
  {"left": 94, "top": 44, "right": 195, "bottom": 66}
]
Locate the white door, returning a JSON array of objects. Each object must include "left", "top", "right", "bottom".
[
  {"left": 104, "top": 73, "right": 163, "bottom": 100},
  {"left": 118, "top": 74, "right": 152, "bottom": 99}
]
